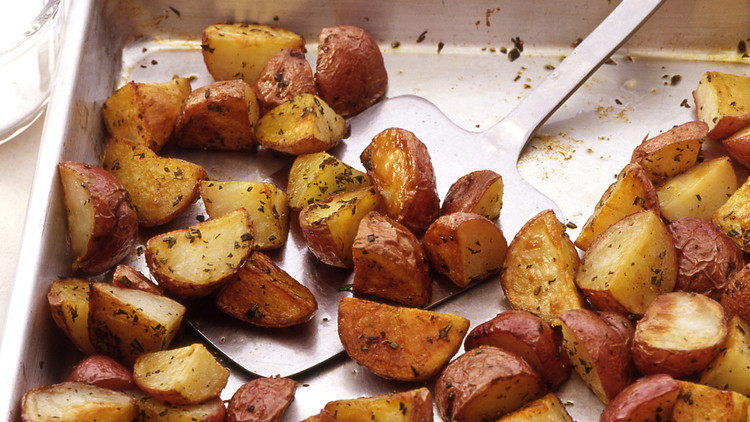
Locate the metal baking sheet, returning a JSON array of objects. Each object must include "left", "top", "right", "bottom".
[{"left": 1, "top": 0, "right": 748, "bottom": 420}]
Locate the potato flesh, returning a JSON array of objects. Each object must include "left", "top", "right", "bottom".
[
  {"left": 323, "top": 388, "right": 432, "bottom": 422},
  {"left": 137, "top": 396, "right": 226, "bottom": 422},
  {"left": 59, "top": 166, "right": 94, "bottom": 259},
  {"left": 712, "top": 176, "right": 750, "bottom": 252},
  {"left": 630, "top": 121, "right": 706, "bottom": 185},
  {"left": 22, "top": 382, "right": 138, "bottom": 422},
  {"left": 555, "top": 319, "right": 608, "bottom": 403},
  {"left": 694, "top": 71, "right": 750, "bottom": 140},
  {"left": 496, "top": 393, "right": 573, "bottom": 422},
  {"left": 287, "top": 152, "right": 371, "bottom": 210},
  {"left": 700, "top": 316, "right": 750, "bottom": 395},
  {"left": 47, "top": 278, "right": 95, "bottom": 355},
  {"left": 673, "top": 380, "right": 750, "bottom": 421}
]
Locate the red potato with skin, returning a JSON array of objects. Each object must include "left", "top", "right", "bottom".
[
  {"left": 111, "top": 264, "right": 163, "bottom": 295},
  {"left": 21, "top": 382, "right": 138, "bottom": 422},
  {"left": 441, "top": 170, "right": 504, "bottom": 220},
  {"left": 254, "top": 48, "right": 317, "bottom": 115},
  {"left": 693, "top": 71, "right": 750, "bottom": 140},
  {"left": 136, "top": 396, "right": 227, "bottom": 422},
  {"left": 599, "top": 374, "right": 681, "bottom": 422},
  {"left": 723, "top": 124, "right": 750, "bottom": 168},
  {"left": 67, "top": 355, "right": 136, "bottom": 391},
  {"left": 721, "top": 263, "right": 750, "bottom": 323},
  {"left": 226, "top": 377, "right": 297, "bottom": 422}
]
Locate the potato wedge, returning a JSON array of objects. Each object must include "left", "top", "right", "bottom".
[
  {"left": 254, "top": 48, "right": 317, "bottom": 115},
  {"left": 693, "top": 71, "right": 750, "bottom": 140},
  {"left": 672, "top": 380, "right": 750, "bottom": 421},
  {"left": 712, "top": 173, "right": 750, "bottom": 252},
  {"left": 630, "top": 121, "right": 706, "bottom": 185},
  {"left": 721, "top": 263, "right": 750, "bottom": 323},
  {"left": 201, "top": 23, "right": 305, "bottom": 85},
  {"left": 226, "top": 377, "right": 297, "bottom": 422},
  {"left": 575, "top": 209, "right": 677, "bottom": 316},
  {"left": 111, "top": 264, "right": 163, "bottom": 295},
  {"left": 301, "top": 410, "right": 337, "bottom": 422},
  {"left": 67, "top": 355, "right": 136, "bottom": 391},
  {"left": 287, "top": 151, "right": 371, "bottom": 211},
  {"left": 101, "top": 77, "right": 192, "bottom": 152},
  {"left": 58, "top": 161, "right": 138, "bottom": 276},
  {"left": 21, "top": 382, "right": 138, "bottom": 422},
  {"left": 101, "top": 136, "right": 207, "bottom": 226},
  {"left": 441, "top": 170, "right": 503, "bottom": 220},
  {"left": 495, "top": 393, "right": 573, "bottom": 422},
  {"left": 352, "top": 211, "right": 431, "bottom": 307},
  {"left": 323, "top": 387, "right": 433, "bottom": 422},
  {"left": 145, "top": 208, "right": 253, "bottom": 298},
  {"left": 215, "top": 251, "right": 317, "bottom": 327},
  {"left": 574, "top": 163, "right": 659, "bottom": 250},
  {"left": 423, "top": 212, "right": 507, "bottom": 287},
  {"left": 298, "top": 186, "right": 382, "bottom": 268},
  {"left": 599, "top": 374, "right": 681, "bottom": 422},
  {"left": 255, "top": 93, "right": 347, "bottom": 155},
  {"left": 174, "top": 80, "right": 260, "bottom": 151},
  {"left": 88, "top": 283, "right": 186, "bottom": 364},
  {"left": 700, "top": 315, "right": 750, "bottom": 395},
  {"left": 337, "top": 296, "right": 469, "bottom": 381},
  {"left": 435, "top": 346, "right": 547, "bottom": 422},
  {"left": 200, "top": 180, "right": 289, "bottom": 250},
  {"left": 658, "top": 156, "right": 738, "bottom": 222},
  {"left": 47, "top": 278, "right": 95, "bottom": 355},
  {"left": 136, "top": 396, "right": 226, "bottom": 422},
  {"left": 500, "top": 210, "right": 583, "bottom": 321},
  {"left": 360, "top": 127, "right": 440, "bottom": 231},
  {"left": 723, "top": 124, "right": 750, "bottom": 168},
  {"left": 133, "top": 343, "right": 229, "bottom": 405}
]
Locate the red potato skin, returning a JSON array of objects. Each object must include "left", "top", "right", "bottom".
[
  {"left": 441, "top": 170, "right": 502, "bottom": 218},
  {"left": 723, "top": 125, "right": 750, "bottom": 168},
  {"left": 227, "top": 377, "right": 297, "bottom": 422},
  {"left": 600, "top": 374, "right": 681, "bottom": 422},
  {"left": 254, "top": 48, "right": 317, "bottom": 115},
  {"left": 111, "top": 264, "right": 163, "bottom": 295},
  {"left": 67, "top": 355, "right": 136, "bottom": 391}
]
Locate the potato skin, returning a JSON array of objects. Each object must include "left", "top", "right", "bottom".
[
  {"left": 227, "top": 377, "right": 297, "bottom": 422},
  {"left": 600, "top": 373, "right": 681, "bottom": 422},
  {"left": 67, "top": 355, "right": 136, "bottom": 391},
  {"left": 441, "top": 170, "right": 503, "bottom": 219},
  {"left": 315, "top": 25, "right": 387, "bottom": 116},
  {"left": 721, "top": 263, "right": 750, "bottom": 323},
  {"left": 254, "top": 48, "right": 317, "bottom": 115}
]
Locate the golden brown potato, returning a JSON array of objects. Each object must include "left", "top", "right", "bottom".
[
  {"left": 101, "top": 136, "right": 207, "bottom": 227},
  {"left": 323, "top": 388, "right": 433, "bottom": 422},
  {"left": 495, "top": 393, "right": 573, "bottom": 422},
  {"left": 672, "top": 380, "right": 750, "bottom": 421},
  {"left": 47, "top": 278, "right": 95, "bottom": 355},
  {"left": 700, "top": 315, "right": 750, "bottom": 395},
  {"left": 575, "top": 210, "right": 677, "bottom": 316},
  {"left": 287, "top": 151, "right": 371, "bottom": 210},
  {"left": 136, "top": 396, "right": 227, "bottom": 422},
  {"left": 552, "top": 309, "right": 635, "bottom": 404},
  {"left": 721, "top": 263, "right": 750, "bottom": 323},
  {"left": 101, "top": 77, "right": 192, "bottom": 152},
  {"left": 315, "top": 25, "right": 388, "bottom": 117},
  {"left": 298, "top": 186, "right": 382, "bottom": 268},
  {"left": 145, "top": 208, "right": 253, "bottom": 298},
  {"left": 693, "top": 71, "right": 750, "bottom": 140},
  {"left": 632, "top": 291, "right": 727, "bottom": 377},
  {"left": 21, "top": 382, "right": 138, "bottom": 422},
  {"left": 58, "top": 161, "right": 138, "bottom": 276},
  {"left": 352, "top": 211, "right": 431, "bottom": 307},
  {"left": 723, "top": 124, "right": 750, "bottom": 168},
  {"left": 67, "top": 355, "right": 136, "bottom": 391},
  {"left": 133, "top": 343, "right": 229, "bottom": 405},
  {"left": 630, "top": 121, "right": 706, "bottom": 185},
  {"left": 215, "top": 251, "right": 317, "bottom": 327},
  {"left": 200, "top": 180, "right": 289, "bottom": 250},
  {"left": 360, "top": 128, "right": 440, "bottom": 231},
  {"left": 226, "top": 377, "right": 297, "bottom": 422},
  {"left": 174, "top": 80, "right": 260, "bottom": 151},
  {"left": 599, "top": 374, "right": 681, "bottom": 422},
  {"left": 464, "top": 310, "right": 571, "bottom": 390},
  {"left": 301, "top": 410, "right": 337, "bottom": 422},
  {"left": 88, "top": 283, "right": 186, "bottom": 365},
  {"left": 500, "top": 210, "right": 583, "bottom": 321},
  {"left": 574, "top": 163, "right": 659, "bottom": 251},
  {"left": 441, "top": 170, "right": 503, "bottom": 220},
  {"left": 255, "top": 93, "right": 347, "bottom": 155},
  {"left": 435, "top": 346, "right": 547, "bottom": 422},
  {"left": 111, "top": 264, "right": 163, "bottom": 295},
  {"left": 337, "top": 296, "right": 469, "bottom": 382},
  {"left": 201, "top": 23, "right": 305, "bottom": 85},
  {"left": 668, "top": 217, "right": 743, "bottom": 299},
  {"left": 423, "top": 212, "right": 507, "bottom": 287},
  {"left": 712, "top": 173, "right": 750, "bottom": 252},
  {"left": 254, "top": 48, "right": 317, "bottom": 115}
]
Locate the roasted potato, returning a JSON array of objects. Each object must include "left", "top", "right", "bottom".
[
  {"left": 101, "top": 136, "right": 207, "bottom": 227},
  {"left": 47, "top": 278, "right": 95, "bottom": 355},
  {"left": 201, "top": 23, "right": 305, "bottom": 85},
  {"left": 286, "top": 151, "right": 371, "bottom": 210},
  {"left": 441, "top": 170, "right": 503, "bottom": 220},
  {"left": 200, "top": 180, "right": 289, "bottom": 250},
  {"left": 692, "top": 71, "right": 750, "bottom": 140},
  {"left": 423, "top": 212, "right": 507, "bottom": 288},
  {"left": 574, "top": 163, "right": 659, "bottom": 251},
  {"left": 101, "top": 77, "right": 192, "bottom": 152},
  {"left": 495, "top": 393, "right": 573, "bottom": 422},
  {"left": 668, "top": 217, "right": 743, "bottom": 299},
  {"left": 58, "top": 161, "right": 138, "bottom": 276},
  {"left": 133, "top": 343, "right": 230, "bottom": 405},
  {"left": 174, "top": 80, "right": 260, "bottom": 151},
  {"left": 254, "top": 48, "right": 317, "bottom": 115},
  {"left": 360, "top": 127, "right": 440, "bottom": 232},
  {"left": 435, "top": 346, "right": 547, "bottom": 422},
  {"left": 111, "top": 264, "right": 163, "bottom": 295},
  {"left": 632, "top": 291, "right": 727, "bottom": 377},
  {"left": 255, "top": 93, "right": 347, "bottom": 155},
  {"left": 226, "top": 377, "right": 297, "bottom": 422},
  {"left": 700, "top": 315, "right": 750, "bottom": 395},
  {"left": 21, "top": 382, "right": 138, "bottom": 422},
  {"left": 298, "top": 186, "right": 382, "bottom": 268},
  {"left": 552, "top": 309, "right": 635, "bottom": 404},
  {"left": 215, "top": 251, "right": 317, "bottom": 327},
  {"left": 672, "top": 380, "right": 750, "bottom": 421},
  {"left": 500, "top": 210, "right": 583, "bottom": 321},
  {"left": 723, "top": 124, "right": 750, "bottom": 168},
  {"left": 88, "top": 283, "right": 186, "bottom": 364},
  {"left": 301, "top": 410, "right": 337, "bottom": 422},
  {"left": 658, "top": 156, "right": 738, "bottom": 222},
  {"left": 145, "top": 208, "right": 254, "bottom": 298},
  {"left": 322, "top": 388, "right": 432, "bottom": 422},
  {"left": 67, "top": 355, "right": 136, "bottom": 391},
  {"left": 337, "top": 296, "right": 469, "bottom": 382},
  {"left": 352, "top": 211, "right": 431, "bottom": 307},
  {"left": 630, "top": 121, "right": 706, "bottom": 185},
  {"left": 315, "top": 25, "right": 388, "bottom": 117},
  {"left": 721, "top": 263, "right": 750, "bottom": 323},
  {"left": 712, "top": 173, "right": 750, "bottom": 252},
  {"left": 136, "top": 396, "right": 227, "bottom": 422},
  {"left": 575, "top": 209, "right": 677, "bottom": 316},
  {"left": 464, "top": 310, "right": 571, "bottom": 390},
  {"left": 599, "top": 374, "right": 681, "bottom": 422}
]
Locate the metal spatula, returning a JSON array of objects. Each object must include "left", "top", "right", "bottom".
[{"left": 188, "top": 0, "right": 666, "bottom": 378}]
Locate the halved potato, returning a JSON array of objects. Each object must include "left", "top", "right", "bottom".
[
  {"left": 254, "top": 48, "right": 318, "bottom": 115},
  {"left": 47, "top": 278, "right": 95, "bottom": 355},
  {"left": 145, "top": 208, "right": 253, "bottom": 298},
  {"left": 672, "top": 380, "right": 750, "bottom": 421},
  {"left": 21, "top": 382, "right": 138, "bottom": 422},
  {"left": 599, "top": 374, "right": 681, "bottom": 422},
  {"left": 226, "top": 377, "right": 297, "bottom": 422},
  {"left": 441, "top": 170, "right": 503, "bottom": 220},
  {"left": 700, "top": 315, "right": 750, "bottom": 395},
  {"left": 67, "top": 355, "right": 136, "bottom": 391},
  {"left": 111, "top": 264, "right": 163, "bottom": 295},
  {"left": 630, "top": 121, "right": 706, "bottom": 185},
  {"left": 337, "top": 296, "right": 469, "bottom": 381},
  {"left": 136, "top": 396, "right": 226, "bottom": 422},
  {"left": 322, "top": 388, "right": 432, "bottom": 422},
  {"left": 495, "top": 393, "right": 573, "bottom": 422},
  {"left": 287, "top": 151, "right": 371, "bottom": 210},
  {"left": 712, "top": 173, "right": 750, "bottom": 252},
  {"left": 693, "top": 71, "right": 750, "bottom": 140}
]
